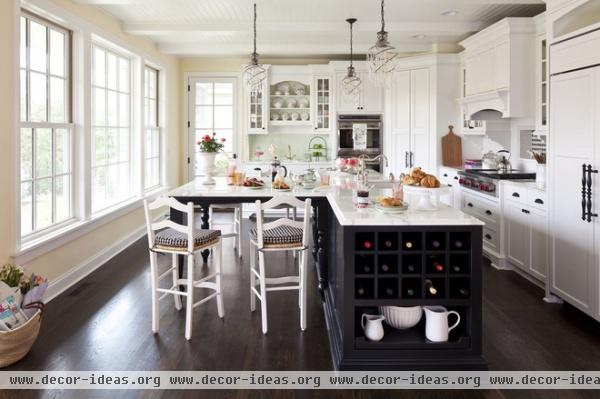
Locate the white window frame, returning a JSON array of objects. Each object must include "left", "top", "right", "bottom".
[
  {"left": 19, "top": 10, "right": 75, "bottom": 242},
  {"left": 185, "top": 74, "right": 240, "bottom": 181},
  {"left": 13, "top": 3, "right": 169, "bottom": 263},
  {"left": 143, "top": 65, "right": 161, "bottom": 191}
]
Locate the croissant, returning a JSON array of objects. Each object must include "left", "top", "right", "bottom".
[
  {"left": 420, "top": 174, "right": 441, "bottom": 188},
  {"left": 410, "top": 167, "right": 427, "bottom": 180},
  {"left": 402, "top": 175, "right": 420, "bottom": 185}
]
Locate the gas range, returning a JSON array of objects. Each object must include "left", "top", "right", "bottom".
[{"left": 457, "top": 169, "right": 536, "bottom": 197}]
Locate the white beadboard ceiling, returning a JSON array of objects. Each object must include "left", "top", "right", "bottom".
[{"left": 75, "top": 0, "right": 546, "bottom": 57}]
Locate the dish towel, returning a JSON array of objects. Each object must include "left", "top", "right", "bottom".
[{"left": 352, "top": 123, "right": 367, "bottom": 151}]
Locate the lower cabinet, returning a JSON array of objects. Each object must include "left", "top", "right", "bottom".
[{"left": 503, "top": 184, "right": 547, "bottom": 281}]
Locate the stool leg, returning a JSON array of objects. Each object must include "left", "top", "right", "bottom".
[
  {"left": 149, "top": 251, "right": 159, "bottom": 333},
  {"left": 258, "top": 250, "right": 268, "bottom": 334},
  {"left": 172, "top": 253, "right": 182, "bottom": 310},
  {"left": 208, "top": 206, "right": 213, "bottom": 229},
  {"left": 300, "top": 249, "right": 307, "bottom": 331},
  {"left": 292, "top": 208, "right": 298, "bottom": 259},
  {"left": 215, "top": 240, "right": 225, "bottom": 319},
  {"left": 250, "top": 244, "right": 257, "bottom": 312},
  {"left": 185, "top": 254, "right": 194, "bottom": 340},
  {"left": 235, "top": 206, "right": 242, "bottom": 258}
]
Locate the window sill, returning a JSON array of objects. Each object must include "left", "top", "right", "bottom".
[{"left": 13, "top": 186, "right": 169, "bottom": 265}]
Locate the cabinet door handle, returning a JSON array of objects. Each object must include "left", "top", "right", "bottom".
[
  {"left": 522, "top": 209, "right": 530, "bottom": 214},
  {"left": 485, "top": 210, "right": 492, "bottom": 215},
  {"left": 410, "top": 151, "right": 414, "bottom": 168},
  {"left": 443, "top": 173, "right": 448, "bottom": 177},
  {"left": 448, "top": 184, "right": 453, "bottom": 187},
  {"left": 582, "top": 163, "right": 587, "bottom": 221},
  {"left": 485, "top": 234, "right": 492, "bottom": 240},
  {"left": 405, "top": 151, "right": 409, "bottom": 168},
  {"left": 585, "top": 164, "right": 599, "bottom": 222},
  {"left": 512, "top": 192, "right": 520, "bottom": 198},
  {"left": 467, "top": 202, "right": 473, "bottom": 207},
  {"left": 453, "top": 176, "right": 459, "bottom": 180},
  {"left": 534, "top": 198, "right": 544, "bottom": 204}
]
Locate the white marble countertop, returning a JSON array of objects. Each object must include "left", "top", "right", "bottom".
[{"left": 169, "top": 178, "right": 483, "bottom": 227}]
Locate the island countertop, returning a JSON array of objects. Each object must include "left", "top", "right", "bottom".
[{"left": 168, "top": 178, "right": 483, "bottom": 227}]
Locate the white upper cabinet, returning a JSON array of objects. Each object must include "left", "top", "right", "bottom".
[
  {"left": 534, "top": 13, "right": 548, "bottom": 133},
  {"left": 334, "top": 62, "right": 384, "bottom": 114},
  {"left": 244, "top": 65, "right": 270, "bottom": 135},
  {"left": 311, "top": 75, "right": 333, "bottom": 133},
  {"left": 459, "top": 18, "right": 536, "bottom": 119}
]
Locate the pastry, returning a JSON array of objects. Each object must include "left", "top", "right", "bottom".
[
  {"left": 402, "top": 175, "right": 420, "bottom": 185},
  {"left": 420, "top": 174, "right": 441, "bottom": 188},
  {"left": 410, "top": 167, "right": 427, "bottom": 180},
  {"left": 378, "top": 196, "right": 403, "bottom": 207}
]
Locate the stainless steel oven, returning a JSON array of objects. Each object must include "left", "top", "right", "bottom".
[{"left": 337, "top": 115, "right": 382, "bottom": 154}]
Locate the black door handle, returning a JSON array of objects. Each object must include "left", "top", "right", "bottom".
[
  {"left": 485, "top": 210, "right": 492, "bottom": 215},
  {"left": 443, "top": 173, "right": 448, "bottom": 177},
  {"left": 453, "top": 176, "right": 459, "bottom": 180},
  {"left": 583, "top": 164, "right": 588, "bottom": 221},
  {"left": 467, "top": 202, "right": 473, "bottom": 207},
  {"left": 522, "top": 209, "right": 530, "bottom": 214},
  {"left": 485, "top": 234, "right": 492, "bottom": 240},
  {"left": 405, "top": 151, "right": 408, "bottom": 168},
  {"left": 586, "top": 164, "right": 599, "bottom": 222},
  {"left": 534, "top": 198, "right": 544, "bottom": 204},
  {"left": 512, "top": 192, "right": 520, "bottom": 198}
]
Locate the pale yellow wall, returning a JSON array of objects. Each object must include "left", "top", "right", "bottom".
[{"left": 0, "top": 0, "right": 180, "bottom": 283}]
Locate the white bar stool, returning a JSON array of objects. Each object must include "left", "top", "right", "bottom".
[
  {"left": 143, "top": 197, "right": 225, "bottom": 340},
  {"left": 208, "top": 204, "right": 242, "bottom": 258},
  {"left": 249, "top": 195, "right": 311, "bottom": 334}
]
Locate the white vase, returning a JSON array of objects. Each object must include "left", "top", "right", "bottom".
[
  {"left": 536, "top": 164, "right": 546, "bottom": 190},
  {"left": 197, "top": 152, "right": 216, "bottom": 185}
]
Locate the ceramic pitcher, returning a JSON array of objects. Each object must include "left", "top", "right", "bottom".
[
  {"left": 361, "top": 314, "right": 385, "bottom": 341},
  {"left": 424, "top": 306, "right": 460, "bottom": 342}
]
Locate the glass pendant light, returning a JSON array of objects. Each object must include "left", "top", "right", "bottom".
[
  {"left": 243, "top": 3, "right": 266, "bottom": 93},
  {"left": 367, "top": 0, "right": 397, "bottom": 85},
  {"left": 343, "top": 18, "right": 361, "bottom": 97}
]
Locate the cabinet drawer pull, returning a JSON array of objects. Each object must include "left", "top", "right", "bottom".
[
  {"left": 522, "top": 209, "right": 530, "bottom": 214},
  {"left": 443, "top": 173, "right": 448, "bottom": 177},
  {"left": 453, "top": 176, "right": 459, "bottom": 180},
  {"left": 485, "top": 234, "right": 492, "bottom": 240},
  {"left": 512, "top": 192, "right": 520, "bottom": 198},
  {"left": 485, "top": 210, "right": 492, "bottom": 215},
  {"left": 534, "top": 198, "right": 544, "bottom": 204},
  {"left": 467, "top": 202, "right": 473, "bottom": 207},
  {"left": 447, "top": 184, "right": 453, "bottom": 187}
]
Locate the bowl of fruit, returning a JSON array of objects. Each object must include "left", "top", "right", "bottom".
[{"left": 243, "top": 178, "right": 265, "bottom": 189}]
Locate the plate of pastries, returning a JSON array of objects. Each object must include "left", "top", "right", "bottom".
[
  {"left": 373, "top": 196, "right": 408, "bottom": 213},
  {"left": 401, "top": 167, "right": 441, "bottom": 189}
]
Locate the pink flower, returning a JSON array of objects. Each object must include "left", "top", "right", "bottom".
[
  {"left": 220, "top": 138, "right": 226, "bottom": 142},
  {"left": 203, "top": 135, "right": 211, "bottom": 142}
]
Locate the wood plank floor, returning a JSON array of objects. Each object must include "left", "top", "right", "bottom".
[{"left": 3, "top": 218, "right": 600, "bottom": 399}]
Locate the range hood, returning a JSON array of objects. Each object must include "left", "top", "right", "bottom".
[{"left": 460, "top": 89, "right": 510, "bottom": 119}]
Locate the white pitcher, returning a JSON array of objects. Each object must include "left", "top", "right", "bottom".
[
  {"left": 361, "top": 314, "right": 385, "bottom": 341},
  {"left": 423, "top": 306, "right": 460, "bottom": 342}
]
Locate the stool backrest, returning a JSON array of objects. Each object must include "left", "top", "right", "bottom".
[
  {"left": 254, "top": 195, "right": 311, "bottom": 249},
  {"left": 143, "top": 197, "right": 195, "bottom": 253}
]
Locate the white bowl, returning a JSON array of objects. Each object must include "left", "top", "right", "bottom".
[
  {"left": 287, "top": 98, "right": 297, "bottom": 108},
  {"left": 272, "top": 97, "right": 283, "bottom": 108},
  {"left": 281, "top": 112, "right": 290, "bottom": 121},
  {"left": 379, "top": 306, "right": 422, "bottom": 330},
  {"left": 291, "top": 112, "right": 300, "bottom": 121}
]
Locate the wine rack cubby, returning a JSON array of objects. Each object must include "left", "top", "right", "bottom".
[{"left": 325, "top": 220, "right": 484, "bottom": 370}]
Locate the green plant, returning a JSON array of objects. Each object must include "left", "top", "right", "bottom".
[
  {"left": 197, "top": 132, "right": 225, "bottom": 153},
  {"left": 0, "top": 264, "right": 24, "bottom": 288}
]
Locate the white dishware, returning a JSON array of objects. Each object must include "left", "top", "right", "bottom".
[
  {"left": 277, "top": 83, "right": 290, "bottom": 95},
  {"left": 403, "top": 185, "right": 450, "bottom": 211},
  {"left": 272, "top": 98, "right": 283, "bottom": 108},
  {"left": 286, "top": 98, "right": 297, "bottom": 108},
  {"left": 300, "top": 112, "right": 309, "bottom": 121},
  {"left": 298, "top": 98, "right": 309, "bottom": 108},
  {"left": 291, "top": 112, "right": 300, "bottom": 121},
  {"left": 281, "top": 112, "right": 290, "bottom": 121},
  {"left": 196, "top": 152, "right": 216, "bottom": 185},
  {"left": 271, "top": 112, "right": 280, "bottom": 121},
  {"left": 295, "top": 87, "right": 305, "bottom": 95},
  {"left": 423, "top": 306, "right": 460, "bottom": 342},
  {"left": 275, "top": 90, "right": 282, "bottom": 95},
  {"left": 379, "top": 306, "right": 422, "bottom": 329},
  {"left": 361, "top": 314, "right": 385, "bottom": 341}
]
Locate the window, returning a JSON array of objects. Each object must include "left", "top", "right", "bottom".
[
  {"left": 19, "top": 12, "right": 72, "bottom": 237},
  {"left": 144, "top": 66, "right": 160, "bottom": 189},
  {"left": 91, "top": 45, "right": 132, "bottom": 212},
  {"left": 190, "top": 78, "right": 235, "bottom": 177}
]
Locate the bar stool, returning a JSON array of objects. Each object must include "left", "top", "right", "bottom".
[
  {"left": 249, "top": 195, "right": 311, "bottom": 334},
  {"left": 143, "top": 197, "right": 224, "bottom": 340},
  {"left": 209, "top": 204, "right": 242, "bottom": 258}
]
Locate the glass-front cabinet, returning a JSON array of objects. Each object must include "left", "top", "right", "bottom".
[
  {"left": 312, "top": 75, "right": 332, "bottom": 132},
  {"left": 269, "top": 79, "right": 311, "bottom": 126},
  {"left": 247, "top": 84, "right": 268, "bottom": 134},
  {"left": 536, "top": 36, "right": 548, "bottom": 132}
]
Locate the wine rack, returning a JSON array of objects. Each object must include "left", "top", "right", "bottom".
[{"left": 325, "top": 221, "right": 484, "bottom": 370}]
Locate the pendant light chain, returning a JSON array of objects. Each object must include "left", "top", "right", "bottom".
[
  {"left": 252, "top": 3, "right": 257, "bottom": 56},
  {"left": 343, "top": 18, "right": 361, "bottom": 96},
  {"left": 349, "top": 20, "right": 354, "bottom": 67},
  {"left": 243, "top": 1, "right": 266, "bottom": 93},
  {"left": 380, "top": 0, "right": 385, "bottom": 32}
]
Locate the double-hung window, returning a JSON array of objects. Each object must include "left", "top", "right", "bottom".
[
  {"left": 19, "top": 12, "right": 72, "bottom": 237},
  {"left": 144, "top": 66, "right": 160, "bottom": 190},
  {"left": 91, "top": 45, "right": 132, "bottom": 212}
]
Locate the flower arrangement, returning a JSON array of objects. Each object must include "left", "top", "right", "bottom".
[{"left": 197, "top": 132, "right": 226, "bottom": 153}]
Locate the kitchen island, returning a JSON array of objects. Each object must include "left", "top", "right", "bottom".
[{"left": 168, "top": 178, "right": 485, "bottom": 370}]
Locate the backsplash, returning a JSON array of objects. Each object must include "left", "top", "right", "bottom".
[{"left": 247, "top": 133, "right": 330, "bottom": 162}]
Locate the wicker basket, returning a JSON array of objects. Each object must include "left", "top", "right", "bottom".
[{"left": 0, "top": 302, "right": 43, "bottom": 368}]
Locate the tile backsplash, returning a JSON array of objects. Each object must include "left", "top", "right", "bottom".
[{"left": 247, "top": 133, "right": 330, "bottom": 161}]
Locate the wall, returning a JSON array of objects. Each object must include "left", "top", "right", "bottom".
[{"left": 0, "top": 0, "right": 180, "bottom": 287}]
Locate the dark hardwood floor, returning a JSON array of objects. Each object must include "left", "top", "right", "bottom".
[{"left": 3, "top": 217, "right": 600, "bottom": 399}]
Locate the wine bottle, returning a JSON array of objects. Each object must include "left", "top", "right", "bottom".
[
  {"left": 404, "top": 240, "right": 413, "bottom": 249},
  {"left": 425, "top": 279, "right": 438, "bottom": 296},
  {"left": 405, "top": 288, "right": 415, "bottom": 297},
  {"left": 431, "top": 239, "right": 441, "bottom": 249},
  {"left": 459, "top": 288, "right": 469, "bottom": 297},
  {"left": 433, "top": 260, "right": 444, "bottom": 273},
  {"left": 452, "top": 264, "right": 461, "bottom": 273},
  {"left": 453, "top": 240, "right": 463, "bottom": 249},
  {"left": 363, "top": 240, "right": 373, "bottom": 250},
  {"left": 406, "top": 264, "right": 416, "bottom": 273},
  {"left": 383, "top": 239, "right": 393, "bottom": 249},
  {"left": 385, "top": 287, "right": 395, "bottom": 297},
  {"left": 362, "top": 264, "right": 372, "bottom": 274},
  {"left": 357, "top": 287, "right": 365, "bottom": 297},
  {"left": 381, "top": 263, "right": 390, "bottom": 273}
]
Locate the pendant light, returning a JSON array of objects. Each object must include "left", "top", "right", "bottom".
[
  {"left": 342, "top": 18, "right": 361, "bottom": 97},
  {"left": 367, "top": 0, "right": 397, "bottom": 85},
  {"left": 243, "top": 2, "right": 266, "bottom": 93}
]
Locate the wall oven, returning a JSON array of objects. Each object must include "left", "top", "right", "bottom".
[{"left": 337, "top": 114, "right": 383, "bottom": 170}]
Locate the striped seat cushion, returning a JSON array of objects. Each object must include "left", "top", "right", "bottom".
[
  {"left": 250, "top": 225, "right": 303, "bottom": 247},
  {"left": 154, "top": 228, "right": 221, "bottom": 250}
]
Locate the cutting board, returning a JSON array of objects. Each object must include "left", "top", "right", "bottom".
[{"left": 441, "top": 125, "right": 462, "bottom": 167}]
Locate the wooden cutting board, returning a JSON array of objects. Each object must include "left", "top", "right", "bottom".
[{"left": 441, "top": 125, "right": 462, "bottom": 167}]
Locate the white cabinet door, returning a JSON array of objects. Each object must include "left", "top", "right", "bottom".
[
  {"left": 386, "top": 71, "right": 411, "bottom": 174},
  {"left": 494, "top": 42, "right": 510, "bottom": 90},
  {"left": 246, "top": 82, "right": 269, "bottom": 134},
  {"left": 336, "top": 71, "right": 361, "bottom": 113},
  {"left": 312, "top": 75, "right": 333, "bottom": 133},
  {"left": 505, "top": 201, "right": 529, "bottom": 270},
  {"left": 550, "top": 67, "right": 598, "bottom": 314},
  {"left": 529, "top": 207, "right": 547, "bottom": 281},
  {"left": 465, "top": 48, "right": 494, "bottom": 95},
  {"left": 359, "top": 72, "right": 384, "bottom": 113},
  {"left": 410, "top": 68, "right": 431, "bottom": 170}
]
